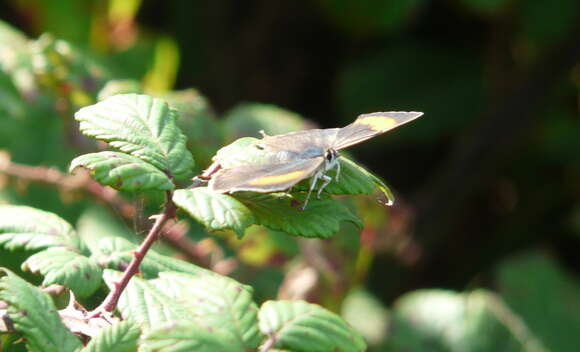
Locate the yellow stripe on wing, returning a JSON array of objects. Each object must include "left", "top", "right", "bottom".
[
  {"left": 354, "top": 115, "right": 397, "bottom": 131},
  {"left": 248, "top": 170, "right": 307, "bottom": 186}
]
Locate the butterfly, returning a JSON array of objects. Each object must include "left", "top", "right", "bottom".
[{"left": 208, "top": 111, "right": 423, "bottom": 208}]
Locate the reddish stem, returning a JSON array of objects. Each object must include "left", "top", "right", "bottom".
[{"left": 89, "top": 191, "right": 176, "bottom": 317}]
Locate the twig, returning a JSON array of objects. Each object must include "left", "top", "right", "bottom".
[{"left": 89, "top": 191, "right": 176, "bottom": 317}]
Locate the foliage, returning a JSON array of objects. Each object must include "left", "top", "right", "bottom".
[{"left": 0, "top": 1, "right": 579, "bottom": 351}]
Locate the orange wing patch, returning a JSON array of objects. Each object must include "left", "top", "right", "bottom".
[
  {"left": 354, "top": 115, "right": 397, "bottom": 131},
  {"left": 248, "top": 170, "right": 307, "bottom": 186}
]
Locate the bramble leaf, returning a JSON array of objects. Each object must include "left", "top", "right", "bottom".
[
  {"left": 81, "top": 320, "right": 141, "bottom": 352},
  {"left": 0, "top": 205, "right": 82, "bottom": 251},
  {"left": 75, "top": 94, "right": 195, "bottom": 179},
  {"left": 141, "top": 321, "right": 244, "bottom": 352},
  {"left": 151, "top": 272, "right": 262, "bottom": 349},
  {"left": 237, "top": 193, "right": 362, "bottom": 238},
  {"left": 0, "top": 269, "right": 83, "bottom": 352},
  {"left": 102, "top": 270, "right": 191, "bottom": 330},
  {"left": 258, "top": 300, "right": 366, "bottom": 352},
  {"left": 173, "top": 188, "right": 255, "bottom": 238},
  {"left": 102, "top": 270, "right": 261, "bottom": 349},
  {"left": 22, "top": 247, "right": 102, "bottom": 297},
  {"left": 70, "top": 151, "right": 174, "bottom": 192}
]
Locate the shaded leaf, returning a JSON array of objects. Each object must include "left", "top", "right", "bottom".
[
  {"left": 387, "top": 289, "right": 544, "bottom": 352},
  {"left": 74, "top": 94, "right": 195, "bottom": 179},
  {"left": 81, "top": 320, "right": 140, "bottom": 352},
  {"left": 258, "top": 300, "right": 366, "bottom": 352},
  {"left": 498, "top": 252, "right": 580, "bottom": 352},
  {"left": 22, "top": 247, "right": 102, "bottom": 298},
  {"left": 141, "top": 320, "right": 244, "bottom": 352},
  {"left": 237, "top": 193, "right": 362, "bottom": 238},
  {"left": 173, "top": 188, "right": 255, "bottom": 237},
  {"left": 0, "top": 205, "right": 81, "bottom": 251},
  {"left": 222, "top": 103, "right": 307, "bottom": 142},
  {"left": 0, "top": 269, "right": 82, "bottom": 352}
]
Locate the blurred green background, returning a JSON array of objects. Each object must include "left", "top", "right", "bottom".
[{"left": 0, "top": 0, "right": 579, "bottom": 351}]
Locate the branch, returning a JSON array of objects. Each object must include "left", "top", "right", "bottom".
[{"left": 89, "top": 191, "right": 176, "bottom": 317}]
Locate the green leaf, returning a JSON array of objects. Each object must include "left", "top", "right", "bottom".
[
  {"left": 173, "top": 188, "right": 255, "bottom": 238},
  {"left": 222, "top": 103, "right": 307, "bottom": 142},
  {"left": 0, "top": 269, "right": 83, "bottom": 352},
  {"left": 102, "top": 270, "right": 192, "bottom": 330},
  {"left": 151, "top": 272, "right": 262, "bottom": 349},
  {"left": 94, "top": 237, "right": 215, "bottom": 279},
  {"left": 211, "top": 137, "right": 269, "bottom": 169},
  {"left": 81, "top": 320, "right": 140, "bottom": 352},
  {"left": 70, "top": 151, "right": 174, "bottom": 192},
  {"left": 141, "top": 321, "right": 244, "bottom": 352},
  {"left": 258, "top": 300, "right": 366, "bottom": 352},
  {"left": 498, "top": 252, "right": 580, "bottom": 352},
  {"left": 102, "top": 269, "right": 261, "bottom": 349},
  {"left": 237, "top": 193, "right": 362, "bottom": 238},
  {"left": 0, "top": 205, "right": 81, "bottom": 251},
  {"left": 22, "top": 247, "right": 102, "bottom": 298},
  {"left": 74, "top": 94, "right": 195, "bottom": 179}
]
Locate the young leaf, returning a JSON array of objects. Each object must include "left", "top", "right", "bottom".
[
  {"left": 81, "top": 320, "right": 141, "bottom": 352},
  {"left": 70, "top": 151, "right": 174, "bottom": 192},
  {"left": 258, "top": 300, "right": 366, "bottom": 352},
  {"left": 0, "top": 269, "right": 83, "bottom": 352},
  {"left": 22, "top": 247, "right": 102, "bottom": 298},
  {"left": 237, "top": 193, "right": 362, "bottom": 238},
  {"left": 0, "top": 205, "right": 82, "bottom": 251},
  {"left": 173, "top": 188, "right": 255, "bottom": 238},
  {"left": 141, "top": 320, "right": 244, "bottom": 352},
  {"left": 151, "top": 272, "right": 262, "bottom": 349},
  {"left": 74, "top": 94, "right": 195, "bottom": 179}
]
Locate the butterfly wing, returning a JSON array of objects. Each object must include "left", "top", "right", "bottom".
[
  {"left": 333, "top": 111, "right": 423, "bottom": 150},
  {"left": 209, "top": 157, "right": 325, "bottom": 193},
  {"left": 258, "top": 128, "right": 340, "bottom": 158}
]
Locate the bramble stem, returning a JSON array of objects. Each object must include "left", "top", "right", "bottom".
[{"left": 89, "top": 191, "right": 176, "bottom": 318}]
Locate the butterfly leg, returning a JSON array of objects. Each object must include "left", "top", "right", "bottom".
[
  {"left": 335, "top": 159, "right": 341, "bottom": 182},
  {"left": 316, "top": 174, "right": 333, "bottom": 199},
  {"left": 302, "top": 172, "right": 321, "bottom": 210}
]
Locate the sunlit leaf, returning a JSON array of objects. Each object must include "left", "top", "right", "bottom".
[
  {"left": 0, "top": 269, "right": 82, "bottom": 352},
  {"left": 70, "top": 151, "right": 174, "bottom": 191},
  {"left": 173, "top": 188, "right": 255, "bottom": 237},
  {"left": 258, "top": 300, "right": 366, "bottom": 352},
  {"left": 81, "top": 320, "right": 140, "bottom": 352},
  {"left": 22, "top": 247, "right": 102, "bottom": 298},
  {"left": 0, "top": 205, "right": 82, "bottom": 252},
  {"left": 75, "top": 94, "right": 195, "bottom": 179}
]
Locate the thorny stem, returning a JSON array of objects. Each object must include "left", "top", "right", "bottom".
[
  {"left": 259, "top": 334, "right": 277, "bottom": 352},
  {"left": 89, "top": 191, "right": 176, "bottom": 318}
]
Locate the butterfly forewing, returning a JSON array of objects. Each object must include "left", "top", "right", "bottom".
[
  {"left": 333, "top": 111, "right": 423, "bottom": 150},
  {"left": 209, "top": 157, "right": 325, "bottom": 193}
]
